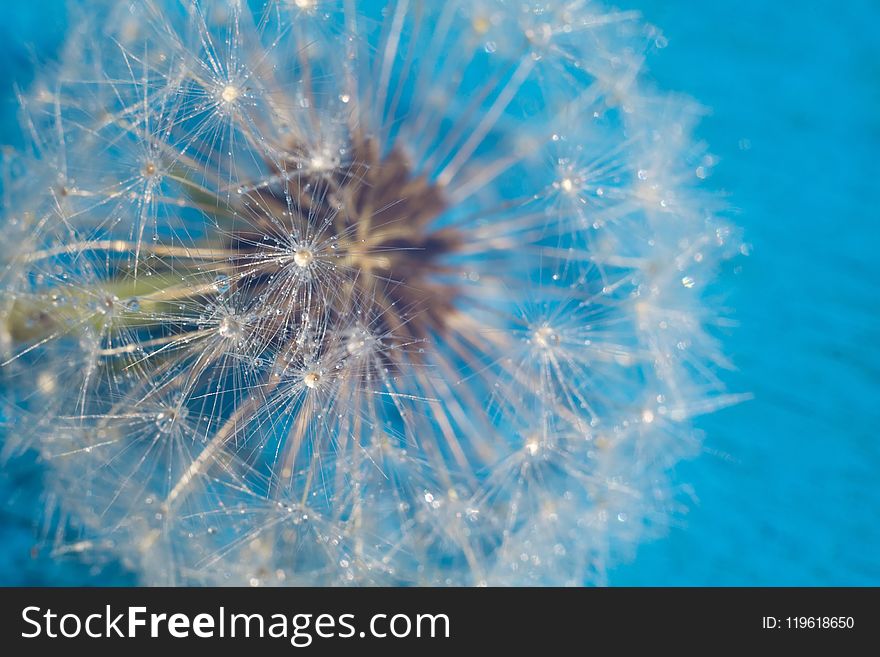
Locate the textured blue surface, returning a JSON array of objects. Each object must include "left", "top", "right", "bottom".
[
  {"left": 1, "top": 0, "right": 878, "bottom": 585},
  {"left": 609, "top": 0, "right": 880, "bottom": 585}
]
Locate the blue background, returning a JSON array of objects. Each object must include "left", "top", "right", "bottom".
[{"left": 1, "top": 0, "right": 877, "bottom": 585}]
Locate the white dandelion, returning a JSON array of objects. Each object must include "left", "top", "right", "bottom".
[{"left": 0, "top": 0, "right": 743, "bottom": 585}]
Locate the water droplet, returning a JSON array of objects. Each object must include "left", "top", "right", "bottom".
[
  {"left": 214, "top": 275, "right": 230, "bottom": 293},
  {"left": 293, "top": 249, "right": 314, "bottom": 268}
]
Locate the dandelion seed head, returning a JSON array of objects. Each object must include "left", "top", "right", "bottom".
[{"left": 0, "top": 0, "right": 741, "bottom": 586}]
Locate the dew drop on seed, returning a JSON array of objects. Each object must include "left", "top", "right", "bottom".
[
  {"left": 214, "top": 275, "right": 230, "bottom": 293},
  {"left": 293, "top": 249, "right": 314, "bottom": 268}
]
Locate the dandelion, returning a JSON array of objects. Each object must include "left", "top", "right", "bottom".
[{"left": 0, "top": 0, "right": 744, "bottom": 585}]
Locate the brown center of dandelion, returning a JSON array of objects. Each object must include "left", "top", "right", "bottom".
[{"left": 229, "top": 131, "right": 462, "bottom": 348}]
